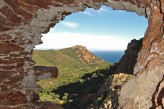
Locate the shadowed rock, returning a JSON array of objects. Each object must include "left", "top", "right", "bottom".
[
  {"left": 117, "top": 38, "right": 143, "bottom": 74},
  {"left": 34, "top": 66, "right": 58, "bottom": 81}
]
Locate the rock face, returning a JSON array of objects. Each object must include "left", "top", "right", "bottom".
[
  {"left": 34, "top": 66, "right": 58, "bottom": 81},
  {"left": 82, "top": 73, "right": 132, "bottom": 109},
  {"left": 119, "top": 65, "right": 164, "bottom": 109},
  {"left": 61, "top": 45, "right": 105, "bottom": 64},
  {"left": 101, "top": 73, "right": 133, "bottom": 109},
  {"left": 0, "top": 0, "right": 163, "bottom": 109},
  {"left": 117, "top": 38, "right": 143, "bottom": 74}
]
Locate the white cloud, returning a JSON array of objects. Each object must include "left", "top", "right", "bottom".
[
  {"left": 80, "top": 6, "right": 111, "bottom": 17},
  {"left": 61, "top": 21, "right": 80, "bottom": 28},
  {"left": 97, "top": 6, "right": 110, "bottom": 14},
  {"left": 35, "top": 32, "right": 131, "bottom": 51},
  {"left": 80, "top": 10, "right": 95, "bottom": 16}
]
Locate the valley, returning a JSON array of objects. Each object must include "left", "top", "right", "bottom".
[{"left": 32, "top": 45, "right": 118, "bottom": 108}]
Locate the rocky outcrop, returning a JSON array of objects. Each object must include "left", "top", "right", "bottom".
[
  {"left": 151, "top": 76, "right": 164, "bottom": 109},
  {"left": 81, "top": 73, "right": 132, "bottom": 109},
  {"left": 102, "top": 73, "right": 133, "bottom": 109},
  {"left": 72, "top": 45, "right": 99, "bottom": 63},
  {"left": 119, "top": 65, "right": 164, "bottom": 109},
  {"left": 34, "top": 66, "right": 58, "bottom": 81},
  {"left": 0, "top": 0, "right": 163, "bottom": 109},
  {"left": 62, "top": 45, "right": 105, "bottom": 64},
  {"left": 117, "top": 38, "right": 143, "bottom": 74}
]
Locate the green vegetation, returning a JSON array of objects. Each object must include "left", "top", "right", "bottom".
[
  {"left": 32, "top": 45, "right": 113, "bottom": 108},
  {"left": 39, "top": 65, "right": 117, "bottom": 109},
  {"left": 33, "top": 46, "right": 110, "bottom": 88}
]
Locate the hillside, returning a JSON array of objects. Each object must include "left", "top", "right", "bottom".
[
  {"left": 33, "top": 45, "right": 111, "bottom": 88},
  {"left": 32, "top": 46, "right": 131, "bottom": 109}
]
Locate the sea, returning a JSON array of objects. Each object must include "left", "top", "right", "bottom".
[{"left": 92, "top": 51, "right": 124, "bottom": 63}]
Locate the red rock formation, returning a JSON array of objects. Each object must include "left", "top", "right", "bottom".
[
  {"left": 34, "top": 66, "right": 58, "bottom": 81},
  {"left": 151, "top": 76, "right": 164, "bottom": 109},
  {"left": 0, "top": 0, "right": 163, "bottom": 109},
  {"left": 117, "top": 38, "right": 143, "bottom": 74},
  {"left": 66, "top": 45, "right": 105, "bottom": 64}
]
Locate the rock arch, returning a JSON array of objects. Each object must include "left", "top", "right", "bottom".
[{"left": 0, "top": 0, "right": 163, "bottom": 108}]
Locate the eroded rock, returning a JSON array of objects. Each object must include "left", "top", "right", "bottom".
[
  {"left": 119, "top": 65, "right": 164, "bottom": 109},
  {"left": 117, "top": 38, "right": 143, "bottom": 74},
  {"left": 34, "top": 66, "right": 58, "bottom": 81}
]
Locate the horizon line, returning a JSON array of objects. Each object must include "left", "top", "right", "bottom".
[{"left": 34, "top": 48, "right": 125, "bottom": 51}]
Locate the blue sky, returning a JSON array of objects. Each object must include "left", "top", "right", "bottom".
[{"left": 35, "top": 5, "right": 148, "bottom": 51}]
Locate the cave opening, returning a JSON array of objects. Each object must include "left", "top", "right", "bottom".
[
  {"left": 33, "top": 5, "right": 148, "bottom": 108},
  {"left": 34, "top": 5, "right": 148, "bottom": 63}
]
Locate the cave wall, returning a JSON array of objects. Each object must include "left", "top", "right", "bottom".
[{"left": 0, "top": 0, "right": 163, "bottom": 108}]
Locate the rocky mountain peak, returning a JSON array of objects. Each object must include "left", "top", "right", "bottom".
[{"left": 61, "top": 45, "right": 105, "bottom": 64}]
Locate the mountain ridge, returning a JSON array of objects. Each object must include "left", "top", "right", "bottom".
[{"left": 32, "top": 45, "right": 111, "bottom": 88}]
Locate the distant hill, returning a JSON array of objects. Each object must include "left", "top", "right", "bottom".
[{"left": 33, "top": 45, "right": 111, "bottom": 88}]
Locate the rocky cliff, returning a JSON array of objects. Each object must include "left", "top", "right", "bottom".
[
  {"left": 60, "top": 45, "right": 106, "bottom": 64},
  {"left": 117, "top": 38, "right": 143, "bottom": 74},
  {"left": 80, "top": 73, "right": 133, "bottom": 109},
  {"left": 0, "top": 0, "right": 163, "bottom": 109},
  {"left": 34, "top": 66, "right": 58, "bottom": 81}
]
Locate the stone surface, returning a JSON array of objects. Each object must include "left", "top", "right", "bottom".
[
  {"left": 117, "top": 38, "right": 143, "bottom": 74},
  {"left": 98, "top": 73, "right": 132, "bottom": 109},
  {"left": 0, "top": 0, "right": 163, "bottom": 109},
  {"left": 34, "top": 66, "right": 58, "bottom": 81},
  {"left": 84, "top": 73, "right": 132, "bottom": 109},
  {"left": 151, "top": 75, "right": 164, "bottom": 109},
  {"left": 119, "top": 65, "right": 164, "bottom": 109}
]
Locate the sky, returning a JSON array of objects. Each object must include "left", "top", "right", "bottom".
[{"left": 35, "top": 5, "right": 148, "bottom": 51}]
